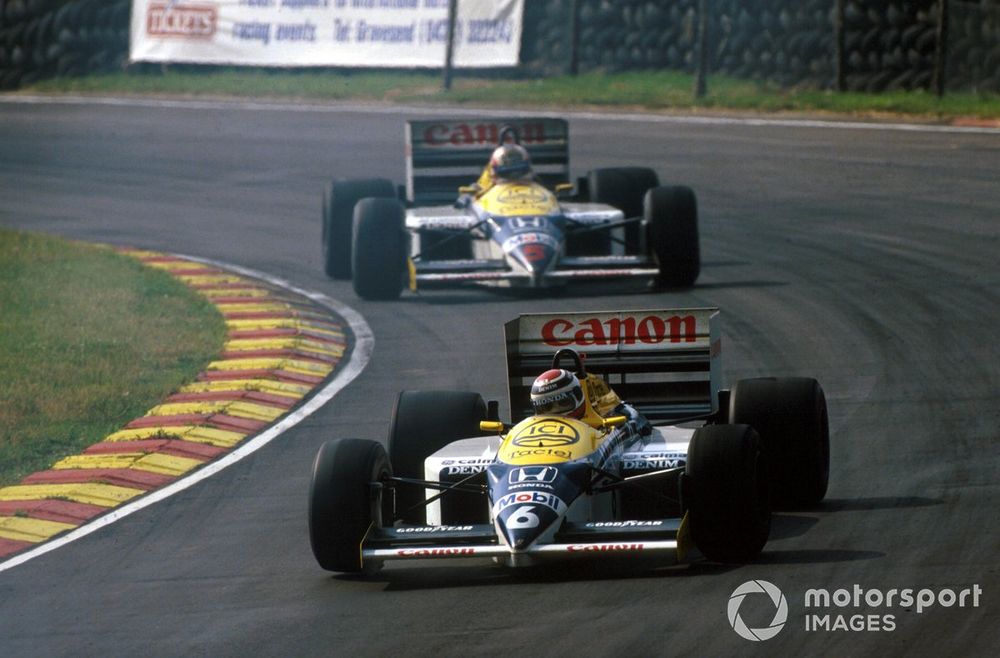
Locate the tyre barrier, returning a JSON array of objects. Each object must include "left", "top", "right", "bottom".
[
  {"left": 0, "top": 0, "right": 130, "bottom": 90},
  {"left": 521, "top": 0, "right": 999, "bottom": 93},
  {"left": 0, "top": 247, "right": 351, "bottom": 561},
  {"left": 0, "top": 1, "right": 997, "bottom": 94}
]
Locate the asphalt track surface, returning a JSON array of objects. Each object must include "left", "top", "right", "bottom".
[{"left": 0, "top": 98, "right": 997, "bottom": 656}]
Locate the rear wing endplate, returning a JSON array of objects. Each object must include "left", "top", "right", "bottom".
[
  {"left": 504, "top": 309, "right": 722, "bottom": 423},
  {"left": 405, "top": 117, "right": 569, "bottom": 206}
]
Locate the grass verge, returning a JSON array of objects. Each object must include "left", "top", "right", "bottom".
[
  {"left": 19, "top": 68, "right": 1000, "bottom": 120},
  {"left": 0, "top": 228, "right": 226, "bottom": 487}
]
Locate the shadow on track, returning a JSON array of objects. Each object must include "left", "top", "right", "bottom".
[{"left": 818, "top": 496, "right": 944, "bottom": 512}]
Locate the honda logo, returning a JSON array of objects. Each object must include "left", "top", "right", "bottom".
[{"left": 508, "top": 466, "right": 558, "bottom": 484}]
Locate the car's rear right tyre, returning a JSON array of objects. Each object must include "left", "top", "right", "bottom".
[
  {"left": 308, "top": 438, "right": 391, "bottom": 573},
  {"left": 352, "top": 197, "right": 407, "bottom": 300},
  {"left": 583, "top": 167, "right": 660, "bottom": 255},
  {"left": 728, "top": 377, "right": 830, "bottom": 507},
  {"left": 685, "top": 424, "right": 770, "bottom": 563},
  {"left": 322, "top": 178, "right": 395, "bottom": 280},
  {"left": 388, "top": 391, "right": 487, "bottom": 524}
]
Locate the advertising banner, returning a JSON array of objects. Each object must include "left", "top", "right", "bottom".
[{"left": 130, "top": 0, "right": 523, "bottom": 68}]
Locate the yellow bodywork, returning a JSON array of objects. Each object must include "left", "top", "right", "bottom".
[
  {"left": 475, "top": 180, "right": 558, "bottom": 217},
  {"left": 497, "top": 416, "right": 605, "bottom": 465}
]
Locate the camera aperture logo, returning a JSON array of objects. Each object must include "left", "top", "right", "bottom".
[
  {"left": 728, "top": 580, "right": 788, "bottom": 641},
  {"left": 728, "top": 581, "right": 983, "bottom": 640}
]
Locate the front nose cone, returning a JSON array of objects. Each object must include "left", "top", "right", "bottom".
[{"left": 509, "top": 243, "right": 557, "bottom": 277}]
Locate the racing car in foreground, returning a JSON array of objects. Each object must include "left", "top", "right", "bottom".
[
  {"left": 321, "top": 117, "right": 700, "bottom": 300},
  {"left": 308, "top": 309, "right": 830, "bottom": 573}
]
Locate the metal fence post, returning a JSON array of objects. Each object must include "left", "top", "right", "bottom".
[
  {"left": 694, "top": 0, "right": 708, "bottom": 99},
  {"left": 569, "top": 0, "right": 581, "bottom": 76},
  {"left": 443, "top": 0, "right": 458, "bottom": 91},
  {"left": 835, "top": 0, "right": 846, "bottom": 91},
  {"left": 933, "top": 0, "right": 949, "bottom": 96}
]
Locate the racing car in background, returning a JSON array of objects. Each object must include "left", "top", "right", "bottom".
[
  {"left": 308, "top": 309, "right": 830, "bottom": 573},
  {"left": 321, "top": 118, "right": 701, "bottom": 300}
]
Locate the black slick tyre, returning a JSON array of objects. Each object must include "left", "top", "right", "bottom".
[
  {"left": 351, "top": 197, "right": 407, "bottom": 300},
  {"left": 644, "top": 185, "right": 700, "bottom": 288},
  {"left": 729, "top": 377, "right": 830, "bottom": 507},
  {"left": 308, "top": 438, "right": 391, "bottom": 573},
  {"left": 579, "top": 167, "right": 660, "bottom": 255},
  {"left": 388, "top": 391, "right": 487, "bottom": 524},
  {"left": 322, "top": 178, "right": 395, "bottom": 280},
  {"left": 685, "top": 424, "right": 770, "bottom": 563}
]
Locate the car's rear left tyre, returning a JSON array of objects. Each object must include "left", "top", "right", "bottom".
[
  {"left": 388, "top": 391, "right": 487, "bottom": 525},
  {"left": 322, "top": 178, "right": 395, "bottom": 280},
  {"left": 352, "top": 197, "right": 407, "bottom": 300},
  {"left": 308, "top": 438, "right": 391, "bottom": 573},
  {"left": 729, "top": 377, "right": 830, "bottom": 507},
  {"left": 645, "top": 185, "right": 700, "bottom": 288},
  {"left": 685, "top": 424, "right": 770, "bottom": 563}
]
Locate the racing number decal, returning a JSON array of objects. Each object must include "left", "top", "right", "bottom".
[
  {"left": 505, "top": 506, "right": 540, "bottom": 529},
  {"left": 521, "top": 244, "right": 547, "bottom": 262}
]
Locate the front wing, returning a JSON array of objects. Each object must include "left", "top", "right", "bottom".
[
  {"left": 411, "top": 255, "right": 659, "bottom": 288},
  {"left": 360, "top": 517, "right": 691, "bottom": 569}
]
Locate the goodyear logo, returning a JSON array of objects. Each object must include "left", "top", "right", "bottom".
[{"left": 509, "top": 419, "right": 580, "bottom": 448}]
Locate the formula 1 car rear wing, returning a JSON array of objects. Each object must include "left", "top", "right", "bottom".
[
  {"left": 406, "top": 117, "right": 570, "bottom": 205},
  {"left": 504, "top": 309, "right": 722, "bottom": 423}
]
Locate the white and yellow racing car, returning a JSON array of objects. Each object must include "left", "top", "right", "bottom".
[
  {"left": 321, "top": 118, "right": 700, "bottom": 300},
  {"left": 308, "top": 309, "right": 830, "bottom": 573}
]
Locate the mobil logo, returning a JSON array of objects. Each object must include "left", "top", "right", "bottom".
[
  {"left": 493, "top": 491, "right": 567, "bottom": 516},
  {"left": 540, "top": 314, "right": 698, "bottom": 347},
  {"left": 422, "top": 121, "right": 548, "bottom": 146}
]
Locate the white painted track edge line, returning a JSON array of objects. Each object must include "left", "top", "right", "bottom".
[
  {"left": 2, "top": 93, "right": 999, "bottom": 135},
  {"left": 0, "top": 257, "right": 372, "bottom": 574}
]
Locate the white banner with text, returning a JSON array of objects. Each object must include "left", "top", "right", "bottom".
[{"left": 130, "top": 0, "right": 523, "bottom": 68}]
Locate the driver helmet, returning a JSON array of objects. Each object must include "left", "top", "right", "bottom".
[
  {"left": 530, "top": 369, "right": 585, "bottom": 418},
  {"left": 489, "top": 144, "right": 532, "bottom": 182}
]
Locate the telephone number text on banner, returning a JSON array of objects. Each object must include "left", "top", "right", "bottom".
[{"left": 130, "top": 0, "right": 524, "bottom": 68}]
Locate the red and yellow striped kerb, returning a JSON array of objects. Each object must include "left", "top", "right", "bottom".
[{"left": 0, "top": 249, "right": 346, "bottom": 560}]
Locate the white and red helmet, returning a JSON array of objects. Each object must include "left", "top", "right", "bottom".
[
  {"left": 530, "top": 369, "right": 585, "bottom": 418},
  {"left": 489, "top": 143, "right": 532, "bottom": 182}
]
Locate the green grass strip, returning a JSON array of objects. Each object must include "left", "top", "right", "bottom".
[
  {"left": 21, "top": 69, "right": 1000, "bottom": 120},
  {"left": 0, "top": 229, "right": 226, "bottom": 487}
]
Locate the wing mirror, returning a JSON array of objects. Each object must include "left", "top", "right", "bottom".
[
  {"left": 554, "top": 182, "right": 574, "bottom": 196},
  {"left": 480, "top": 420, "right": 507, "bottom": 433},
  {"left": 458, "top": 185, "right": 478, "bottom": 195},
  {"left": 601, "top": 415, "right": 628, "bottom": 429}
]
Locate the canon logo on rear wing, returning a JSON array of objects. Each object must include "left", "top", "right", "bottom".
[
  {"left": 541, "top": 315, "right": 698, "bottom": 347},
  {"left": 511, "top": 309, "right": 719, "bottom": 355},
  {"left": 422, "top": 122, "right": 550, "bottom": 147}
]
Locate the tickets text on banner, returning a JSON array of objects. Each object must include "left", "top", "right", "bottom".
[{"left": 130, "top": 0, "right": 524, "bottom": 68}]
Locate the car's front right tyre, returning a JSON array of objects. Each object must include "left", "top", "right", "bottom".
[{"left": 308, "top": 438, "right": 391, "bottom": 573}]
